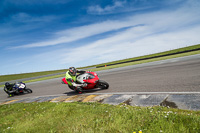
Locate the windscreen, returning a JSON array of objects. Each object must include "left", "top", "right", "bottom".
[{"left": 87, "top": 73, "right": 95, "bottom": 79}]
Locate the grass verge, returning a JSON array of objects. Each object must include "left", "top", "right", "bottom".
[
  {"left": 96, "top": 44, "right": 200, "bottom": 67},
  {"left": 89, "top": 50, "right": 200, "bottom": 72},
  {"left": 0, "top": 69, "right": 66, "bottom": 84},
  {"left": 0, "top": 102, "right": 200, "bottom": 133}
]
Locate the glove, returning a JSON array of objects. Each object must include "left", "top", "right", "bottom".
[
  {"left": 72, "top": 82, "right": 78, "bottom": 87},
  {"left": 81, "top": 83, "right": 87, "bottom": 87}
]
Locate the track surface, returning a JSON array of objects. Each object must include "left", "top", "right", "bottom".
[{"left": 0, "top": 54, "right": 200, "bottom": 102}]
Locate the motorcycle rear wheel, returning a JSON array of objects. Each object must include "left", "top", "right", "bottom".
[{"left": 97, "top": 80, "right": 109, "bottom": 89}]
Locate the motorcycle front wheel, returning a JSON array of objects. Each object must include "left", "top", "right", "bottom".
[{"left": 97, "top": 80, "right": 109, "bottom": 89}]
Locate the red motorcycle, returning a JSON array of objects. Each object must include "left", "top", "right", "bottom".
[{"left": 62, "top": 71, "right": 109, "bottom": 93}]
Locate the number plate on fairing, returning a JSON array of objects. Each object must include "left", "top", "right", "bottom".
[{"left": 77, "top": 73, "right": 89, "bottom": 83}]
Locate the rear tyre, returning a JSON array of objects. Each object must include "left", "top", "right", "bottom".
[{"left": 98, "top": 80, "right": 109, "bottom": 89}]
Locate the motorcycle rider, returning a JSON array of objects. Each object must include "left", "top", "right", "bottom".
[
  {"left": 65, "top": 67, "right": 87, "bottom": 93},
  {"left": 4, "top": 82, "right": 17, "bottom": 95}
]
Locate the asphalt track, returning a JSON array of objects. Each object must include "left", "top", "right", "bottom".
[{"left": 0, "top": 54, "right": 200, "bottom": 102}]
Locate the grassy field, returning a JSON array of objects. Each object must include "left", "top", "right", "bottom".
[
  {"left": 0, "top": 102, "right": 199, "bottom": 133},
  {"left": 89, "top": 50, "right": 200, "bottom": 72},
  {"left": 95, "top": 44, "right": 200, "bottom": 67},
  {"left": 0, "top": 69, "right": 66, "bottom": 83}
]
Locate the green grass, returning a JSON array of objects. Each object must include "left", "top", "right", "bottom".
[
  {"left": 89, "top": 50, "right": 200, "bottom": 72},
  {"left": 0, "top": 69, "right": 66, "bottom": 83},
  {"left": 96, "top": 44, "right": 200, "bottom": 67},
  {"left": 0, "top": 102, "right": 199, "bottom": 133},
  {"left": 22, "top": 74, "right": 65, "bottom": 83},
  {"left": 0, "top": 74, "right": 65, "bottom": 88}
]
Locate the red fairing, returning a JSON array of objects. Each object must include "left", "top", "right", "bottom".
[
  {"left": 62, "top": 71, "right": 99, "bottom": 90},
  {"left": 62, "top": 71, "right": 109, "bottom": 94},
  {"left": 62, "top": 78, "right": 68, "bottom": 84},
  {"left": 82, "top": 72, "right": 99, "bottom": 90}
]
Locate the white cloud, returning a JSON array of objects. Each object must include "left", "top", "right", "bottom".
[
  {"left": 14, "top": 20, "right": 136, "bottom": 48},
  {"left": 13, "top": 0, "right": 200, "bottom": 68},
  {"left": 15, "top": 0, "right": 200, "bottom": 49},
  {"left": 59, "top": 24, "right": 200, "bottom": 67},
  {"left": 87, "top": 0, "right": 127, "bottom": 14},
  {"left": 56, "top": 2, "right": 200, "bottom": 66}
]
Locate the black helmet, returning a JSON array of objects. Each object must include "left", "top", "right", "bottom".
[
  {"left": 69, "top": 67, "right": 77, "bottom": 76},
  {"left": 5, "top": 82, "right": 10, "bottom": 87}
]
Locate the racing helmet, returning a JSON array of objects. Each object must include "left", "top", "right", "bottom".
[
  {"left": 69, "top": 67, "right": 77, "bottom": 76},
  {"left": 5, "top": 82, "right": 10, "bottom": 87}
]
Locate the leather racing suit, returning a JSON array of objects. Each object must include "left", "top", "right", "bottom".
[{"left": 65, "top": 69, "right": 86, "bottom": 92}]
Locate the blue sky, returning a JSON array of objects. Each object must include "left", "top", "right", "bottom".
[{"left": 0, "top": 0, "right": 200, "bottom": 75}]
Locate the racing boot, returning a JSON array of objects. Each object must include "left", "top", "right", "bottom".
[
  {"left": 9, "top": 93, "right": 14, "bottom": 97},
  {"left": 76, "top": 87, "right": 83, "bottom": 94}
]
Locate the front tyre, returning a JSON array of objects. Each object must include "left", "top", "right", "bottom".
[{"left": 97, "top": 80, "right": 109, "bottom": 89}]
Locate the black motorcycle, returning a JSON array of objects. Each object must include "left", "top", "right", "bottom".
[{"left": 4, "top": 82, "right": 32, "bottom": 97}]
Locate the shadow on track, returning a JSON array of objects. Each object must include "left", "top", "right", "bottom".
[
  {"left": 5, "top": 92, "right": 33, "bottom": 98},
  {"left": 63, "top": 88, "right": 104, "bottom": 96}
]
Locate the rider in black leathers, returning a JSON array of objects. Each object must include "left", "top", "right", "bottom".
[{"left": 4, "top": 82, "right": 17, "bottom": 95}]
